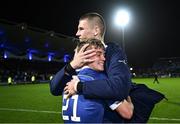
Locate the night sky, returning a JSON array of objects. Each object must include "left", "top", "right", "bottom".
[{"left": 0, "top": 0, "right": 179, "bottom": 68}]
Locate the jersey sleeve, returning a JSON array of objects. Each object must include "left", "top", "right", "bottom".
[{"left": 50, "top": 66, "right": 72, "bottom": 96}]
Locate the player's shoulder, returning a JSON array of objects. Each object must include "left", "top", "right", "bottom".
[
  {"left": 105, "top": 41, "right": 123, "bottom": 53},
  {"left": 106, "top": 41, "right": 118, "bottom": 46}
]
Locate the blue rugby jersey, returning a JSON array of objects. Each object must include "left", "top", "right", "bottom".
[{"left": 62, "top": 67, "right": 106, "bottom": 123}]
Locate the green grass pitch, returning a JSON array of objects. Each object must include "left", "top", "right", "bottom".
[{"left": 0, "top": 78, "right": 180, "bottom": 123}]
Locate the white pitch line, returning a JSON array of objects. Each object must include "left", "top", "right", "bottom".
[
  {"left": 150, "top": 117, "right": 180, "bottom": 121},
  {"left": 0, "top": 108, "right": 180, "bottom": 122},
  {"left": 0, "top": 108, "right": 61, "bottom": 114}
]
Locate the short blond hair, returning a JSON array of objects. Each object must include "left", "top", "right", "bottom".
[
  {"left": 79, "top": 12, "right": 106, "bottom": 40},
  {"left": 76, "top": 38, "right": 105, "bottom": 52}
]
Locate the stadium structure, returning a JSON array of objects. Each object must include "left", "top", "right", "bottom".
[
  {"left": 0, "top": 19, "right": 180, "bottom": 123},
  {"left": 1, "top": 19, "right": 180, "bottom": 85},
  {"left": 0, "top": 19, "right": 77, "bottom": 85}
]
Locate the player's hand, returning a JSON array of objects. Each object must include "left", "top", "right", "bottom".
[
  {"left": 70, "top": 44, "right": 96, "bottom": 69},
  {"left": 115, "top": 96, "right": 134, "bottom": 119},
  {"left": 64, "top": 76, "right": 79, "bottom": 99},
  {"left": 127, "top": 96, "right": 134, "bottom": 110}
]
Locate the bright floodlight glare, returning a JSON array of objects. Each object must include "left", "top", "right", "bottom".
[{"left": 114, "top": 10, "right": 129, "bottom": 27}]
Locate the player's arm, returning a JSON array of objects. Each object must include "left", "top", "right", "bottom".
[
  {"left": 108, "top": 96, "right": 134, "bottom": 119},
  {"left": 65, "top": 49, "right": 131, "bottom": 100},
  {"left": 50, "top": 45, "right": 96, "bottom": 96},
  {"left": 77, "top": 48, "right": 131, "bottom": 100},
  {"left": 64, "top": 43, "right": 131, "bottom": 100},
  {"left": 65, "top": 50, "right": 131, "bottom": 100},
  {"left": 50, "top": 65, "right": 75, "bottom": 96}
]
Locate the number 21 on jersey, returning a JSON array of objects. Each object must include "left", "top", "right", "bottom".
[{"left": 62, "top": 94, "right": 81, "bottom": 122}]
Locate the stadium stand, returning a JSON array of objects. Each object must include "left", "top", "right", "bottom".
[
  {"left": 0, "top": 58, "right": 66, "bottom": 85},
  {"left": 152, "top": 57, "right": 180, "bottom": 77},
  {"left": 1, "top": 19, "right": 179, "bottom": 84},
  {"left": 132, "top": 57, "right": 180, "bottom": 78},
  {"left": 0, "top": 19, "right": 77, "bottom": 85}
]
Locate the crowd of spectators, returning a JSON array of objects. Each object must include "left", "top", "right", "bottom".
[
  {"left": 0, "top": 58, "right": 65, "bottom": 85},
  {"left": 132, "top": 58, "right": 180, "bottom": 78},
  {"left": 1, "top": 57, "right": 180, "bottom": 85}
]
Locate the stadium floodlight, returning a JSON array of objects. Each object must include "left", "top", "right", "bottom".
[
  {"left": 48, "top": 55, "right": 52, "bottom": 62},
  {"left": 114, "top": 10, "right": 130, "bottom": 27},
  {"left": 4, "top": 51, "right": 7, "bottom": 59},
  {"left": 48, "top": 52, "right": 55, "bottom": 62},
  {"left": 28, "top": 52, "right": 32, "bottom": 60},
  {"left": 64, "top": 54, "right": 70, "bottom": 63},
  {"left": 114, "top": 9, "right": 130, "bottom": 51},
  {"left": 16, "top": 23, "right": 27, "bottom": 30}
]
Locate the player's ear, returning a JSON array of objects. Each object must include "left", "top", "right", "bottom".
[{"left": 94, "top": 26, "right": 100, "bottom": 36}]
